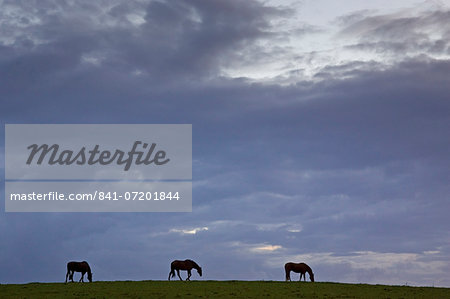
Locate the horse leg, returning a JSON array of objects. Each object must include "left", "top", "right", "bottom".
[
  {"left": 69, "top": 271, "right": 74, "bottom": 282},
  {"left": 168, "top": 270, "right": 173, "bottom": 281},
  {"left": 65, "top": 270, "right": 70, "bottom": 283},
  {"left": 187, "top": 270, "right": 191, "bottom": 281},
  {"left": 80, "top": 272, "right": 85, "bottom": 283},
  {"left": 177, "top": 269, "right": 183, "bottom": 281},
  {"left": 285, "top": 270, "right": 290, "bottom": 281},
  {"left": 299, "top": 273, "right": 303, "bottom": 281}
]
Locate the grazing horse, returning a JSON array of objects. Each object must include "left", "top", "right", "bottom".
[
  {"left": 65, "top": 261, "right": 92, "bottom": 283},
  {"left": 285, "top": 262, "right": 314, "bottom": 282},
  {"left": 168, "top": 259, "right": 202, "bottom": 281}
]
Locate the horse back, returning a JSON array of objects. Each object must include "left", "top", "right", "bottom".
[
  {"left": 171, "top": 259, "right": 196, "bottom": 270},
  {"left": 285, "top": 262, "right": 310, "bottom": 273},
  {"left": 67, "top": 261, "right": 90, "bottom": 272},
  {"left": 284, "top": 262, "right": 296, "bottom": 270}
]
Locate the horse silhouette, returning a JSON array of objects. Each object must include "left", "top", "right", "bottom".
[
  {"left": 65, "top": 261, "right": 92, "bottom": 283},
  {"left": 168, "top": 259, "right": 202, "bottom": 281},
  {"left": 285, "top": 262, "right": 314, "bottom": 282}
]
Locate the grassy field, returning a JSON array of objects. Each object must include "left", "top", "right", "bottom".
[{"left": 1, "top": 280, "right": 449, "bottom": 299}]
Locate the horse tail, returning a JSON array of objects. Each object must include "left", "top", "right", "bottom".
[
  {"left": 284, "top": 263, "right": 291, "bottom": 281},
  {"left": 65, "top": 263, "right": 70, "bottom": 283},
  {"left": 65, "top": 262, "right": 73, "bottom": 283},
  {"left": 168, "top": 264, "right": 175, "bottom": 280}
]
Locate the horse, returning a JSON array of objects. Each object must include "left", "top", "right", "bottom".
[
  {"left": 168, "top": 259, "right": 202, "bottom": 281},
  {"left": 285, "top": 262, "right": 314, "bottom": 282},
  {"left": 65, "top": 261, "right": 92, "bottom": 283}
]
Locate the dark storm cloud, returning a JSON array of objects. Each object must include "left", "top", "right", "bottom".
[
  {"left": 0, "top": 0, "right": 449, "bottom": 287},
  {"left": 0, "top": 0, "right": 290, "bottom": 91},
  {"left": 139, "top": 0, "right": 289, "bottom": 76},
  {"left": 0, "top": 0, "right": 295, "bottom": 123}
]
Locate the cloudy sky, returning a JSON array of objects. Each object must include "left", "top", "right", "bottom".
[{"left": 1, "top": 0, "right": 450, "bottom": 287}]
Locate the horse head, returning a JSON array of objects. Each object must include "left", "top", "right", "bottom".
[
  {"left": 310, "top": 272, "right": 314, "bottom": 282},
  {"left": 88, "top": 272, "right": 93, "bottom": 282},
  {"left": 197, "top": 267, "right": 202, "bottom": 277}
]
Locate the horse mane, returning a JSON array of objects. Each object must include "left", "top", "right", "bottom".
[
  {"left": 82, "top": 261, "right": 92, "bottom": 273},
  {"left": 305, "top": 264, "right": 313, "bottom": 274},
  {"left": 186, "top": 259, "right": 200, "bottom": 269}
]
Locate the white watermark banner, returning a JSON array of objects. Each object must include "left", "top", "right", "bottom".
[{"left": 5, "top": 124, "right": 192, "bottom": 212}]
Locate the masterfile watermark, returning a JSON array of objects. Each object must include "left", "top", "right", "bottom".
[
  {"left": 26, "top": 141, "right": 170, "bottom": 171},
  {"left": 5, "top": 124, "right": 192, "bottom": 212}
]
